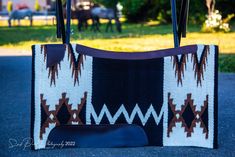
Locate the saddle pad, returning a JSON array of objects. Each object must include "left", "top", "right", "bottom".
[{"left": 31, "top": 44, "right": 218, "bottom": 150}]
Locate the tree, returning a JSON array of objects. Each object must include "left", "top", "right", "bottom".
[
  {"left": 93, "top": 0, "right": 117, "bottom": 8},
  {"left": 93, "top": 0, "right": 234, "bottom": 24},
  {"left": 206, "top": 0, "right": 215, "bottom": 15},
  {"left": 216, "top": 0, "right": 235, "bottom": 18},
  {"left": 93, "top": 0, "right": 153, "bottom": 22}
]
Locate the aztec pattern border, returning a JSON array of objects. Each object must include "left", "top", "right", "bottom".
[{"left": 31, "top": 44, "right": 218, "bottom": 150}]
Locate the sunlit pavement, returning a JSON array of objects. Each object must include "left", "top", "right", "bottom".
[
  {"left": 0, "top": 48, "right": 31, "bottom": 56},
  {"left": 0, "top": 56, "right": 235, "bottom": 157}
]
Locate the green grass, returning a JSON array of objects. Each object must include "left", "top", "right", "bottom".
[
  {"left": 0, "top": 23, "right": 198, "bottom": 47},
  {"left": 219, "top": 54, "right": 235, "bottom": 73},
  {"left": 0, "top": 23, "right": 235, "bottom": 72},
  {"left": 0, "top": 23, "right": 234, "bottom": 51}
]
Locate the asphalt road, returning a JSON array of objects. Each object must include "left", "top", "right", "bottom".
[{"left": 0, "top": 56, "right": 235, "bottom": 157}]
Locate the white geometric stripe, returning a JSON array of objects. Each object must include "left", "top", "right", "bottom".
[{"left": 89, "top": 104, "right": 164, "bottom": 126}]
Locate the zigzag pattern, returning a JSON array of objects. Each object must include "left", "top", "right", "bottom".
[{"left": 90, "top": 104, "right": 164, "bottom": 126}]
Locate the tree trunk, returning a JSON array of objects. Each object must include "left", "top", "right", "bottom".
[{"left": 206, "top": 0, "right": 215, "bottom": 15}]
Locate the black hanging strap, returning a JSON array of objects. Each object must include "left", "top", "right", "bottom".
[
  {"left": 56, "top": 0, "right": 72, "bottom": 44},
  {"left": 170, "top": 0, "right": 190, "bottom": 48},
  {"left": 56, "top": 0, "right": 66, "bottom": 44},
  {"left": 56, "top": 0, "right": 188, "bottom": 47},
  {"left": 178, "top": 0, "right": 190, "bottom": 44}
]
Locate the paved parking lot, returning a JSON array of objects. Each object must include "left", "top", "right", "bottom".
[{"left": 0, "top": 56, "right": 235, "bottom": 157}]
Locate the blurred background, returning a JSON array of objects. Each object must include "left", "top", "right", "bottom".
[
  {"left": 0, "top": 1, "right": 235, "bottom": 156},
  {"left": 0, "top": 0, "right": 234, "bottom": 72}
]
